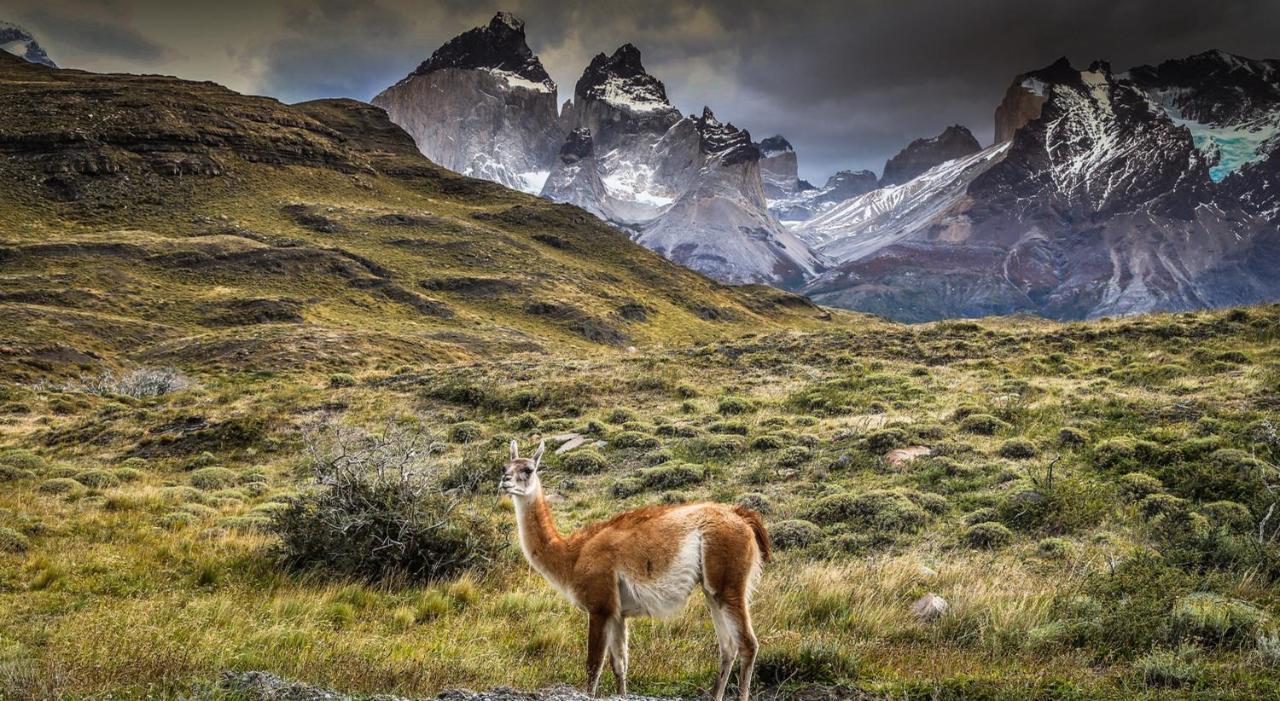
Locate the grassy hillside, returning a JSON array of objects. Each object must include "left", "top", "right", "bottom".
[
  {"left": 0, "top": 52, "right": 836, "bottom": 384},
  {"left": 2, "top": 53, "right": 1280, "bottom": 700}
]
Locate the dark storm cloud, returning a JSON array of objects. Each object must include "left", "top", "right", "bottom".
[
  {"left": 7, "top": 0, "right": 1277, "bottom": 180},
  {"left": 22, "top": 8, "right": 175, "bottom": 62}
]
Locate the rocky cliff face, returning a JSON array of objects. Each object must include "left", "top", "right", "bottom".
[
  {"left": 541, "top": 127, "right": 611, "bottom": 219},
  {"left": 802, "top": 55, "right": 1280, "bottom": 322},
  {"left": 880, "top": 125, "right": 981, "bottom": 186},
  {"left": 0, "top": 21, "right": 54, "bottom": 68},
  {"left": 758, "top": 135, "right": 802, "bottom": 198},
  {"left": 372, "top": 13, "right": 561, "bottom": 193},
  {"left": 636, "top": 109, "right": 822, "bottom": 286},
  {"left": 993, "top": 61, "right": 1058, "bottom": 143}
]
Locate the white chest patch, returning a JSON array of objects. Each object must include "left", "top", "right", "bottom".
[{"left": 617, "top": 530, "right": 704, "bottom": 619}]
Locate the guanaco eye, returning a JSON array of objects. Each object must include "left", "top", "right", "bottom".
[{"left": 521, "top": 468, "right": 533, "bottom": 476}]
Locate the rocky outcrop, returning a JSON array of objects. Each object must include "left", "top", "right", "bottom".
[
  {"left": 541, "top": 128, "right": 611, "bottom": 219},
  {"left": 372, "top": 13, "right": 561, "bottom": 193},
  {"left": 992, "top": 59, "right": 1064, "bottom": 143},
  {"left": 0, "top": 21, "right": 54, "bottom": 68},
  {"left": 759, "top": 135, "right": 801, "bottom": 198},
  {"left": 880, "top": 125, "right": 981, "bottom": 186},
  {"left": 636, "top": 108, "right": 822, "bottom": 287},
  {"left": 803, "top": 55, "right": 1280, "bottom": 322}
]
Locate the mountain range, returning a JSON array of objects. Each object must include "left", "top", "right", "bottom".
[{"left": 372, "top": 13, "right": 1280, "bottom": 322}]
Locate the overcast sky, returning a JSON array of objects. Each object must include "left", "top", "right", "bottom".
[{"left": 9, "top": 0, "right": 1278, "bottom": 181}]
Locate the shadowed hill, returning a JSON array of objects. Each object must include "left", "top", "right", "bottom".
[{"left": 0, "top": 52, "right": 844, "bottom": 382}]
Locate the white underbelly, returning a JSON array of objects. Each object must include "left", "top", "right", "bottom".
[{"left": 617, "top": 531, "right": 703, "bottom": 618}]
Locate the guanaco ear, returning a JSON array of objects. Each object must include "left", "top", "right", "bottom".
[
  {"left": 531, "top": 440, "right": 546, "bottom": 468},
  {"left": 509, "top": 439, "right": 520, "bottom": 461}
]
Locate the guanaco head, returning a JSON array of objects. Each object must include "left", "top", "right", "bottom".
[{"left": 500, "top": 439, "right": 545, "bottom": 498}]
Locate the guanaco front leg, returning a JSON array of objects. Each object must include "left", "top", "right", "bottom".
[
  {"left": 606, "top": 616, "right": 629, "bottom": 696},
  {"left": 586, "top": 613, "right": 609, "bottom": 697}
]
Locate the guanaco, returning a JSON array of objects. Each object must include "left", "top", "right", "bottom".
[{"left": 501, "top": 440, "right": 770, "bottom": 701}]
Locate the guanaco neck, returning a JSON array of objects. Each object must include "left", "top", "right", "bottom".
[{"left": 512, "top": 486, "right": 574, "bottom": 583}]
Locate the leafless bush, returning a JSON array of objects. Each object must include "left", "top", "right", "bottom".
[
  {"left": 271, "top": 423, "right": 505, "bottom": 583},
  {"left": 51, "top": 367, "right": 192, "bottom": 398}
]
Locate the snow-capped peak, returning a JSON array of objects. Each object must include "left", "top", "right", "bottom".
[
  {"left": 408, "top": 12, "right": 554, "bottom": 92},
  {"left": 0, "top": 21, "right": 55, "bottom": 68},
  {"left": 575, "top": 44, "right": 675, "bottom": 115}
]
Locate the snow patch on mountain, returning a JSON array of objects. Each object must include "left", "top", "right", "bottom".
[{"left": 797, "top": 143, "right": 1010, "bottom": 263}]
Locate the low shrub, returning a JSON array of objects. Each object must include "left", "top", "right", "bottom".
[
  {"left": 74, "top": 469, "right": 120, "bottom": 489},
  {"left": 1057, "top": 427, "right": 1089, "bottom": 446},
  {"left": 0, "top": 465, "right": 36, "bottom": 482},
  {"left": 736, "top": 492, "right": 772, "bottom": 515},
  {"left": 447, "top": 421, "right": 484, "bottom": 444},
  {"left": 0, "top": 526, "right": 30, "bottom": 553},
  {"left": 610, "top": 431, "right": 660, "bottom": 449},
  {"left": 687, "top": 435, "right": 745, "bottom": 461},
  {"left": 963, "top": 521, "right": 1013, "bottom": 549},
  {"left": 717, "top": 396, "right": 753, "bottom": 415},
  {"left": 708, "top": 421, "right": 749, "bottom": 436},
  {"left": 328, "top": 373, "right": 357, "bottom": 388},
  {"left": 38, "top": 478, "right": 85, "bottom": 496},
  {"left": 749, "top": 435, "right": 785, "bottom": 451},
  {"left": 775, "top": 446, "right": 811, "bottom": 468},
  {"left": 605, "top": 408, "right": 637, "bottom": 424},
  {"left": 1139, "top": 493, "right": 1189, "bottom": 520},
  {"left": 1135, "top": 646, "right": 1202, "bottom": 688},
  {"left": 863, "top": 428, "right": 908, "bottom": 452},
  {"left": 805, "top": 490, "right": 935, "bottom": 533},
  {"left": 1171, "top": 593, "right": 1267, "bottom": 647},
  {"left": 959, "top": 414, "right": 1010, "bottom": 435},
  {"left": 1093, "top": 437, "right": 1162, "bottom": 472},
  {"left": 506, "top": 413, "right": 538, "bottom": 431},
  {"left": 613, "top": 462, "right": 704, "bottom": 497},
  {"left": 272, "top": 425, "right": 503, "bottom": 583},
  {"left": 998, "top": 439, "right": 1037, "bottom": 459},
  {"left": 0, "top": 449, "right": 45, "bottom": 472},
  {"left": 1037, "top": 537, "right": 1072, "bottom": 558},
  {"left": 770, "top": 519, "right": 821, "bottom": 549},
  {"left": 75, "top": 367, "right": 192, "bottom": 398},
  {"left": 561, "top": 450, "right": 608, "bottom": 475},
  {"left": 754, "top": 642, "right": 858, "bottom": 686},
  {"left": 191, "top": 467, "right": 238, "bottom": 490},
  {"left": 1118, "top": 472, "right": 1164, "bottom": 502},
  {"left": 1199, "top": 501, "right": 1253, "bottom": 532}
]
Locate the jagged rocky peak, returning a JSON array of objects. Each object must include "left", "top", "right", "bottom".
[
  {"left": 372, "top": 11, "right": 561, "bottom": 193},
  {"left": 823, "top": 170, "right": 879, "bottom": 199},
  {"left": 410, "top": 12, "right": 553, "bottom": 91},
  {"left": 0, "top": 21, "right": 55, "bottom": 68},
  {"left": 575, "top": 43, "right": 677, "bottom": 114},
  {"left": 880, "top": 125, "right": 981, "bottom": 186},
  {"left": 992, "top": 57, "right": 1076, "bottom": 143},
  {"left": 759, "top": 134, "right": 801, "bottom": 198},
  {"left": 558, "top": 127, "right": 595, "bottom": 162},
  {"left": 759, "top": 135, "right": 794, "bottom": 157},
  {"left": 695, "top": 106, "right": 758, "bottom": 163}
]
